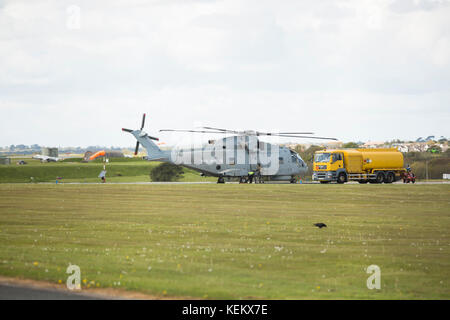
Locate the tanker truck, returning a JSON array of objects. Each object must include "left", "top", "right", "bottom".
[{"left": 312, "top": 148, "right": 406, "bottom": 184}]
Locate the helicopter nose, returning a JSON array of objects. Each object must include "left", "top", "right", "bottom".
[{"left": 300, "top": 161, "right": 308, "bottom": 170}]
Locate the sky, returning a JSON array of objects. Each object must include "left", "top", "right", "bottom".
[{"left": 0, "top": 0, "right": 449, "bottom": 148}]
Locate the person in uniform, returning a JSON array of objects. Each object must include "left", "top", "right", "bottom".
[{"left": 247, "top": 171, "right": 255, "bottom": 183}]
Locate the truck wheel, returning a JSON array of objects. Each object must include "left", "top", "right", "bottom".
[
  {"left": 384, "top": 172, "right": 395, "bottom": 184},
  {"left": 337, "top": 173, "right": 346, "bottom": 184},
  {"left": 375, "top": 172, "right": 385, "bottom": 184}
]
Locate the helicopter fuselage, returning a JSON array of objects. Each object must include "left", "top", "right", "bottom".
[{"left": 132, "top": 131, "right": 308, "bottom": 182}]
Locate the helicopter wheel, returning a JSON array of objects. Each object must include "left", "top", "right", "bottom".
[{"left": 217, "top": 176, "right": 225, "bottom": 184}]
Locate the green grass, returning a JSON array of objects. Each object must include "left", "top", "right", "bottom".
[
  {"left": 0, "top": 159, "right": 214, "bottom": 183},
  {"left": 0, "top": 184, "right": 449, "bottom": 299}
]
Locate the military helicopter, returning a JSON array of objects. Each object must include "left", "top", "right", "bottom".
[{"left": 122, "top": 114, "right": 337, "bottom": 183}]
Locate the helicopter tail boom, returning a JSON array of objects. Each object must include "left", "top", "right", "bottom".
[{"left": 122, "top": 114, "right": 168, "bottom": 161}]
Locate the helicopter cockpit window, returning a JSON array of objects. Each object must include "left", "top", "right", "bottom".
[
  {"left": 296, "top": 154, "right": 305, "bottom": 166},
  {"left": 289, "top": 150, "right": 297, "bottom": 162}
]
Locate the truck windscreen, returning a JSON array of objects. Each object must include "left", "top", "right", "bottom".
[{"left": 314, "top": 153, "right": 331, "bottom": 163}]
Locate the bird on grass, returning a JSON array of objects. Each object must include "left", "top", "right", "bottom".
[{"left": 314, "top": 223, "right": 327, "bottom": 229}]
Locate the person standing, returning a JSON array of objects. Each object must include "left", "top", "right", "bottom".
[
  {"left": 255, "top": 163, "right": 262, "bottom": 183},
  {"left": 247, "top": 171, "right": 255, "bottom": 183},
  {"left": 99, "top": 170, "right": 107, "bottom": 183}
]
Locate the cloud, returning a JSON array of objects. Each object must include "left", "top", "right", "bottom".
[
  {"left": 389, "top": 0, "right": 449, "bottom": 13},
  {"left": 0, "top": 0, "right": 449, "bottom": 146}
]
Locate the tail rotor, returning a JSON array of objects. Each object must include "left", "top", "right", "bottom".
[{"left": 122, "top": 113, "right": 159, "bottom": 156}]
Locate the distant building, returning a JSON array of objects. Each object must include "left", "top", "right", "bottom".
[
  {"left": 322, "top": 141, "right": 343, "bottom": 149},
  {"left": 395, "top": 145, "right": 409, "bottom": 153},
  {"left": 105, "top": 151, "right": 124, "bottom": 158},
  {"left": 285, "top": 141, "right": 343, "bottom": 151},
  {"left": 0, "top": 157, "right": 11, "bottom": 165},
  {"left": 42, "top": 147, "right": 58, "bottom": 158},
  {"left": 361, "top": 141, "right": 386, "bottom": 149}
]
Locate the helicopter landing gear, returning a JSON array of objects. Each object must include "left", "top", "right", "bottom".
[
  {"left": 239, "top": 176, "right": 247, "bottom": 183},
  {"left": 217, "top": 176, "right": 225, "bottom": 184}
]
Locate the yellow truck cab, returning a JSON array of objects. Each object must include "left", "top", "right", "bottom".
[{"left": 312, "top": 148, "right": 406, "bottom": 184}]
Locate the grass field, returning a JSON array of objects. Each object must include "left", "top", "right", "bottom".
[
  {"left": 0, "top": 158, "right": 215, "bottom": 183},
  {"left": 0, "top": 183, "right": 449, "bottom": 299}
]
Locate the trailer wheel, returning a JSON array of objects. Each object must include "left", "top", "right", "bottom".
[
  {"left": 375, "top": 172, "right": 385, "bottom": 184},
  {"left": 337, "top": 172, "right": 346, "bottom": 184},
  {"left": 384, "top": 172, "right": 395, "bottom": 184}
]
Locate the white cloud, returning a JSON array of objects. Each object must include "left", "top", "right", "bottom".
[{"left": 0, "top": 0, "right": 449, "bottom": 147}]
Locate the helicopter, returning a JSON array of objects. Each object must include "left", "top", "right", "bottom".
[{"left": 122, "top": 114, "right": 337, "bottom": 183}]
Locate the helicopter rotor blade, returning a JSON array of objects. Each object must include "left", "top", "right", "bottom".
[
  {"left": 147, "top": 135, "right": 160, "bottom": 141},
  {"left": 140, "top": 113, "right": 146, "bottom": 130},
  {"left": 276, "top": 132, "right": 314, "bottom": 135},
  {"left": 270, "top": 134, "right": 338, "bottom": 140},
  {"left": 255, "top": 131, "right": 314, "bottom": 136},
  {"left": 134, "top": 141, "right": 140, "bottom": 155},
  {"left": 158, "top": 127, "right": 337, "bottom": 140},
  {"left": 200, "top": 128, "right": 316, "bottom": 136},
  {"left": 201, "top": 127, "right": 243, "bottom": 135},
  {"left": 201, "top": 126, "right": 235, "bottom": 132},
  {"left": 159, "top": 129, "right": 228, "bottom": 134}
]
